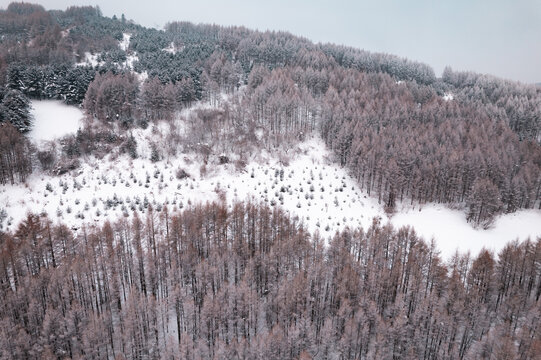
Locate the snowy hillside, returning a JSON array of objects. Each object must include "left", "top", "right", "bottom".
[
  {"left": 2, "top": 100, "right": 540, "bottom": 260},
  {"left": 2, "top": 125, "right": 385, "bottom": 241}
]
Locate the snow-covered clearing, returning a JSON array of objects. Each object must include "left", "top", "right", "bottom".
[
  {"left": 1, "top": 130, "right": 384, "bottom": 239},
  {"left": 124, "top": 54, "right": 138, "bottom": 70},
  {"left": 391, "top": 204, "right": 541, "bottom": 259},
  {"left": 29, "top": 100, "right": 84, "bottom": 143},
  {"left": 2, "top": 102, "right": 540, "bottom": 260}
]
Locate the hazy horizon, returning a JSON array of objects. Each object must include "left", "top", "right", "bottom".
[{"left": 4, "top": 0, "right": 541, "bottom": 84}]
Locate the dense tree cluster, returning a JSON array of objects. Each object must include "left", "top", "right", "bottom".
[
  {"left": 139, "top": 77, "right": 177, "bottom": 121},
  {"left": 314, "top": 69, "right": 541, "bottom": 225},
  {"left": 320, "top": 43, "right": 437, "bottom": 85},
  {"left": 6, "top": 63, "right": 95, "bottom": 104},
  {"left": 243, "top": 67, "right": 317, "bottom": 147},
  {"left": 83, "top": 72, "right": 197, "bottom": 125},
  {"left": 83, "top": 71, "right": 138, "bottom": 124},
  {"left": 1, "top": 202, "right": 540, "bottom": 359},
  {"left": 0, "top": 122, "right": 33, "bottom": 184},
  {"left": 207, "top": 64, "right": 539, "bottom": 225},
  {"left": 0, "top": 3, "right": 133, "bottom": 101},
  {"left": 53, "top": 5, "right": 136, "bottom": 57},
  {"left": 0, "top": 87, "right": 32, "bottom": 132},
  {"left": 0, "top": 3, "right": 73, "bottom": 79}
]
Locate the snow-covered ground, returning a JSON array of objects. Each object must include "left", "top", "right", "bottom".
[
  {"left": 2, "top": 101, "right": 540, "bottom": 260},
  {"left": 163, "top": 42, "right": 177, "bottom": 54},
  {"left": 119, "top": 33, "right": 131, "bottom": 51},
  {"left": 75, "top": 33, "right": 138, "bottom": 70},
  {"left": 443, "top": 92, "right": 454, "bottom": 101},
  {"left": 391, "top": 204, "right": 541, "bottom": 259},
  {"left": 29, "top": 100, "right": 84, "bottom": 143},
  {"left": 75, "top": 52, "right": 101, "bottom": 67},
  {"left": 1, "top": 131, "right": 384, "bottom": 239},
  {"left": 119, "top": 33, "right": 139, "bottom": 70}
]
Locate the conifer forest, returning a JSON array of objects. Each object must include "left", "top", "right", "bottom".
[{"left": 0, "top": 3, "right": 540, "bottom": 359}]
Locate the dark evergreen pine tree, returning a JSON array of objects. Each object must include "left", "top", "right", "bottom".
[{"left": 2, "top": 89, "right": 32, "bottom": 132}]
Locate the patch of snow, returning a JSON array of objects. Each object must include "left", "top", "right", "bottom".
[
  {"left": 76, "top": 52, "right": 101, "bottom": 67},
  {"left": 1, "top": 126, "right": 387, "bottom": 243},
  {"left": 123, "top": 53, "right": 138, "bottom": 70},
  {"left": 119, "top": 33, "right": 131, "bottom": 51},
  {"left": 136, "top": 71, "right": 149, "bottom": 83},
  {"left": 163, "top": 42, "right": 177, "bottom": 54},
  {"left": 391, "top": 204, "right": 541, "bottom": 260},
  {"left": 443, "top": 92, "right": 454, "bottom": 101},
  {"left": 28, "top": 100, "right": 84, "bottom": 142},
  {"left": 117, "top": 33, "right": 138, "bottom": 70},
  {"left": 255, "top": 128, "right": 264, "bottom": 141}
]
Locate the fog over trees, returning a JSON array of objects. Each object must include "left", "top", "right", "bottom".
[{"left": 0, "top": 2, "right": 540, "bottom": 358}]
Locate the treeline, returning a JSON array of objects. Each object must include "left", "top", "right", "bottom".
[
  {"left": 6, "top": 63, "right": 95, "bottom": 106},
  {"left": 82, "top": 72, "right": 197, "bottom": 125},
  {"left": 0, "top": 202, "right": 540, "bottom": 359}
]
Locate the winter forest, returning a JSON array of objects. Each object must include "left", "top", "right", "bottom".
[{"left": 0, "top": 2, "right": 541, "bottom": 359}]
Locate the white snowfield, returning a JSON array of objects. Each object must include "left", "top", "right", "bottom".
[
  {"left": 29, "top": 100, "right": 84, "bottom": 143},
  {"left": 2, "top": 100, "right": 540, "bottom": 261},
  {"left": 392, "top": 205, "right": 541, "bottom": 259}
]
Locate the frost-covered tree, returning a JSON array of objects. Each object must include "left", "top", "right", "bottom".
[
  {"left": 140, "top": 77, "right": 176, "bottom": 121},
  {"left": 83, "top": 71, "right": 138, "bottom": 124},
  {"left": 1, "top": 89, "right": 32, "bottom": 132},
  {"left": 0, "top": 122, "right": 33, "bottom": 184}
]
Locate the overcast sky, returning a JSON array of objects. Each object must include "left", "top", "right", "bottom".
[{"left": 6, "top": 0, "right": 541, "bottom": 83}]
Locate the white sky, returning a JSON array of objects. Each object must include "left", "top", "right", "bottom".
[{"left": 3, "top": 0, "right": 541, "bottom": 83}]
